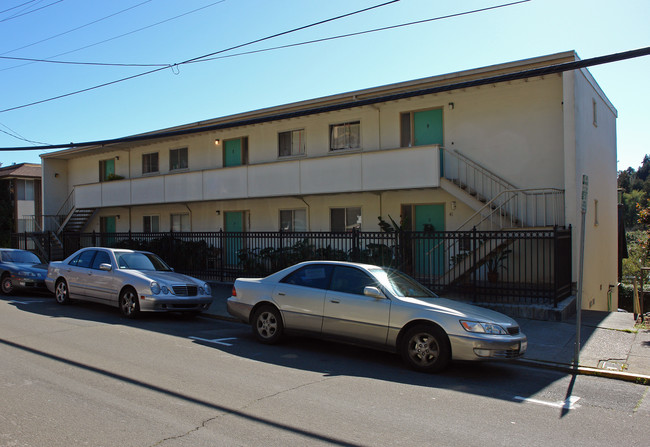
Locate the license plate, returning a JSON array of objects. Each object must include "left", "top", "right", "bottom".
[{"left": 520, "top": 340, "right": 528, "bottom": 354}]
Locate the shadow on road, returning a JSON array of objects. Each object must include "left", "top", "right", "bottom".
[{"left": 2, "top": 292, "right": 579, "bottom": 418}]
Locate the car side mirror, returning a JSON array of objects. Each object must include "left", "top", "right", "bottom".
[
  {"left": 364, "top": 286, "right": 385, "bottom": 299},
  {"left": 99, "top": 263, "right": 113, "bottom": 271}
]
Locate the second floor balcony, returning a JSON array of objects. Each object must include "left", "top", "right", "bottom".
[{"left": 74, "top": 145, "right": 441, "bottom": 208}]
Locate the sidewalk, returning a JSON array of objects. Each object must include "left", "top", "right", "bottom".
[{"left": 204, "top": 282, "right": 650, "bottom": 383}]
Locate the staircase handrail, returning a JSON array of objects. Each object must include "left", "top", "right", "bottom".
[
  {"left": 55, "top": 188, "right": 75, "bottom": 219},
  {"left": 456, "top": 188, "right": 565, "bottom": 231},
  {"left": 441, "top": 147, "right": 518, "bottom": 201}
]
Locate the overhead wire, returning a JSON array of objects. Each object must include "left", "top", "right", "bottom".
[
  {"left": 2, "top": 45, "right": 650, "bottom": 152},
  {"left": 0, "top": 0, "right": 531, "bottom": 69},
  {"left": 0, "top": 55, "right": 169, "bottom": 68},
  {"left": 0, "top": 0, "right": 63, "bottom": 23},
  {"left": 189, "top": 0, "right": 532, "bottom": 65},
  {"left": 0, "top": 0, "right": 400, "bottom": 114},
  {"left": 0, "top": 0, "right": 38, "bottom": 15},
  {"left": 0, "top": 0, "right": 153, "bottom": 56}
]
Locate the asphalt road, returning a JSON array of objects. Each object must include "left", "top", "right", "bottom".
[{"left": 1, "top": 293, "right": 649, "bottom": 447}]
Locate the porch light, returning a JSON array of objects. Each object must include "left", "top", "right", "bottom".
[
  {"left": 448, "top": 102, "right": 454, "bottom": 110},
  {"left": 214, "top": 139, "right": 220, "bottom": 145}
]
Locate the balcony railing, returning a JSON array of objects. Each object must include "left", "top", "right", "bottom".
[{"left": 68, "top": 145, "right": 442, "bottom": 208}]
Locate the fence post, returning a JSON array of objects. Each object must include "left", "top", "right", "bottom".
[
  {"left": 219, "top": 229, "right": 224, "bottom": 282},
  {"left": 553, "top": 225, "right": 560, "bottom": 307},
  {"left": 351, "top": 227, "right": 360, "bottom": 262},
  {"left": 472, "top": 226, "right": 478, "bottom": 302},
  {"left": 279, "top": 229, "right": 284, "bottom": 269}
]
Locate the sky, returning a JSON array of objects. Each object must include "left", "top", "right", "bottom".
[{"left": 0, "top": 0, "right": 648, "bottom": 171}]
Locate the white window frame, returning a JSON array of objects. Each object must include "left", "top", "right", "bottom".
[
  {"left": 142, "top": 152, "right": 159, "bottom": 174},
  {"left": 143, "top": 215, "right": 160, "bottom": 233},
  {"left": 170, "top": 213, "right": 190, "bottom": 232},
  {"left": 279, "top": 209, "right": 307, "bottom": 231},
  {"left": 169, "top": 147, "right": 188, "bottom": 171},
  {"left": 278, "top": 129, "right": 306, "bottom": 157},
  {"left": 15, "top": 179, "right": 35, "bottom": 201},
  {"left": 330, "top": 207, "right": 361, "bottom": 232},
  {"left": 329, "top": 121, "right": 360, "bottom": 151}
]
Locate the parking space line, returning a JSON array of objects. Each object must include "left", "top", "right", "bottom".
[
  {"left": 189, "top": 336, "right": 237, "bottom": 346},
  {"left": 514, "top": 395, "right": 581, "bottom": 410},
  {"left": 10, "top": 300, "right": 51, "bottom": 305}
]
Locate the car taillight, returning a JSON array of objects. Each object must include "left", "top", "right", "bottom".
[{"left": 231, "top": 286, "right": 237, "bottom": 297}]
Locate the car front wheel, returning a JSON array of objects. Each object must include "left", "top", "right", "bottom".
[
  {"left": 54, "top": 279, "right": 69, "bottom": 304},
  {"left": 119, "top": 287, "right": 140, "bottom": 319},
  {"left": 251, "top": 305, "right": 283, "bottom": 344},
  {"left": 399, "top": 324, "right": 451, "bottom": 373},
  {"left": 1, "top": 273, "right": 13, "bottom": 295}
]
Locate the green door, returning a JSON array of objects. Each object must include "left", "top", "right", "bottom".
[
  {"left": 101, "top": 159, "right": 115, "bottom": 181},
  {"left": 101, "top": 216, "right": 116, "bottom": 246},
  {"left": 224, "top": 139, "right": 242, "bottom": 167},
  {"left": 415, "top": 204, "right": 445, "bottom": 276},
  {"left": 413, "top": 109, "right": 443, "bottom": 146},
  {"left": 224, "top": 211, "right": 244, "bottom": 265}
]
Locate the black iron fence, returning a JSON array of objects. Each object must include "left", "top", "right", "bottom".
[{"left": 13, "top": 227, "right": 572, "bottom": 306}]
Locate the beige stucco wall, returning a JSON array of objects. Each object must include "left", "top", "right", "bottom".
[
  {"left": 87, "top": 188, "right": 473, "bottom": 234},
  {"left": 565, "top": 69, "right": 619, "bottom": 311},
  {"left": 41, "top": 61, "right": 618, "bottom": 312},
  {"left": 45, "top": 74, "right": 567, "bottom": 211}
]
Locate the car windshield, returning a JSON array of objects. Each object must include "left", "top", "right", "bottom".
[
  {"left": 370, "top": 267, "right": 437, "bottom": 298},
  {"left": 1, "top": 250, "right": 41, "bottom": 264},
  {"left": 114, "top": 252, "right": 172, "bottom": 271}
]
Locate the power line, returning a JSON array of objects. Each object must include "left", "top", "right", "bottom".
[
  {"left": 0, "top": 0, "right": 400, "bottom": 114},
  {"left": 189, "top": 0, "right": 532, "bottom": 65},
  {"left": 0, "top": 0, "right": 152, "bottom": 56},
  {"left": 0, "top": 55, "right": 169, "bottom": 68},
  {"left": 0, "top": 0, "right": 38, "bottom": 15},
  {"left": 0, "top": 0, "right": 63, "bottom": 23},
  {"left": 2, "top": 1, "right": 530, "bottom": 70},
  {"left": 0, "top": 121, "right": 49, "bottom": 146},
  {"left": 2, "top": 46, "right": 649, "bottom": 152}
]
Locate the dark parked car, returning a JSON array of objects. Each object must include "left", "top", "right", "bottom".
[{"left": 0, "top": 249, "right": 48, "bottom": 295}]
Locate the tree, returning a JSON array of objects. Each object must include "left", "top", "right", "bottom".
[{"left": 0, "top": 180, "right": 13, "bottom": 246}]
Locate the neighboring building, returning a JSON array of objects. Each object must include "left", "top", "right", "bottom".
[
  {"left": 0, "top": 163, "right": 42, "bottom": 244},
  {"left": 40, "top": 51, "right": 618, "bottom": 311}
]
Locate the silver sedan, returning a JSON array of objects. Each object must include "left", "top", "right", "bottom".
[
  {"left": 227, "top": 261, "right": 527, "bottom": 372},
  {"left": 46, "top": 247, "right": 213, "bottom": 318}
]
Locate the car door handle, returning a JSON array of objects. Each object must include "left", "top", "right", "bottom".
[
  {"left": 329, "top": 299, "right": 340, "bottom": 304},
  {"left": 278, "top": 292, "right": 286, "bottom": 296}
]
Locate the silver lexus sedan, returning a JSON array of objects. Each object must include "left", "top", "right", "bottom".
[
  {"left": 227, "top": 261, "right": 527, "bottom": 372},
  {"left": 46, "top": 247, "right": 213, "bottom": 318}
]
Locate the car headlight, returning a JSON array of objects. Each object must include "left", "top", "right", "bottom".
[
  {"left": 150, "top": 281, "right": 161, "bottom": 295},
  {"left": 161, "top": 285, "right": 170, "bottom": 295},
  {"left": 18, "top": 271, "right": 36, "bottom": 277},
  {"left": 202, "top": 283, "right": 211, "bottom": 296},
  {"left": 460, "top": 320, "right": 507, "bottom": 335}
]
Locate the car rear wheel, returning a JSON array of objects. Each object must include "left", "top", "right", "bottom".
[
  {"left": 119, "top": 287, "right": 140, "bottom": 319},
  {"left": 399, "top": 324, "right": 451, "bottom": 373},
  {"left": 1, "top": 273, "right": 13, "bottom": 295},
  {"left": 54, "top": 279, "right": 69, "bottom": 304},
  {"left": 251, "top": 305, "right": 283, "bottom": 344}
]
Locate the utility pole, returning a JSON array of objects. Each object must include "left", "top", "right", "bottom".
[{"left": 575, "top": 174, "right": 588, "bottom": 369}]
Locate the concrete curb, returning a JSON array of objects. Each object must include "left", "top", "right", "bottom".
[
  {"left": 200, "top": 312, "right": 650, "bottom": 383},
  {"left": 200, "top": 312, "right": 241, "bottom": 324},
  {"left": 516, "top": 359, "right": 650, "bottom": 384}
]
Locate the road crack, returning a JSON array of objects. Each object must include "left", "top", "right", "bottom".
[{"left": 149, "top": 375, "right": 337, "bottom": 446}]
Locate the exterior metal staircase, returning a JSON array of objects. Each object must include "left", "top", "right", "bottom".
[
  {"left": 434, "top": 147, "right": 565, "bottom": 287},
  {"left": 58, "top": 207, "right": 96, "bottom": 234}
]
